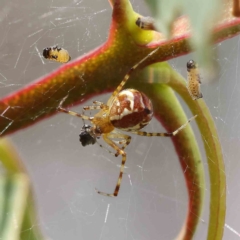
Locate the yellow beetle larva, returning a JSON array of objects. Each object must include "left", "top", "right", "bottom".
[
  {"left": 186, "top": 60, "right": 203, "bottom": 100},
  {"left": 135, "top": 17, "right": 156, "bottom": 30},
  {"left": 43, "top": 45, "right": 71, "bottom": 63}
]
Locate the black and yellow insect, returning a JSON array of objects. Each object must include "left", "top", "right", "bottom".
[
  {"left": 135, "top": 16, "right": 155, "bottom": 30},
  {"left": 186, "top": 60, "right": 203, "bottom": 100},
  {"left": 43, "top": 45, "right": 71, "bottom": 63}
]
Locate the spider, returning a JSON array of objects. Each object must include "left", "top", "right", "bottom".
[
  {"left": 186, "top": 60, "right": 203, "bottom": 100},
  {"left": 58, "top": 48, "right": 197, "bottom": 197},
  {"left": 43, "top": 45, "right": 71, "bottom": 63}
]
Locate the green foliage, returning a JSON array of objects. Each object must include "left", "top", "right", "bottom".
[
  {"left": 145, "top": 0, "right": 227, "bottom": 70},
  {"left": 0, "top": 139, "right": 44, "bottom": 240}
]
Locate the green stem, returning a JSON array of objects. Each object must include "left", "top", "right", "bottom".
[
  {"left": 135, "top": 81, "right": 204, "bottom": 240},
  {"left": 140, "top": 62, "right": 225, "bottom": 240}
]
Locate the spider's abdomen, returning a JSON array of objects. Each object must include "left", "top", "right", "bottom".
[{"left": 109, "top": 89, "right": 153, "bottom": 131}]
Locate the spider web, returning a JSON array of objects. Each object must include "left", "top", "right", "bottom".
[{"left": 0, "top": 0, "right": 240, "bottom": 239}]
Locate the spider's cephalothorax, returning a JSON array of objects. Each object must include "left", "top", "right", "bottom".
[
  {"left": 58, "top": 47, "right": 197, "bottom": 197},
  {"left": 43, "top": 45, "right": 71, "bottom": 63},
  {"left": 79, "top": 124, "right": 96, "bottom": 146}
]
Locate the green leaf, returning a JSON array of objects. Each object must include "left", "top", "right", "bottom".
[
  {"left": 0, "top": 174, "right": 29, "bottom": 240},
  {"left": 0, "top": 139, "right": 45, "bottom": 240}
]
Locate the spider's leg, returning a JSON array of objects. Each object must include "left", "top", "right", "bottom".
[
  {"left": 96, "top": 140, "right": 116, "bottom": 156},
  {"left": 57, "top": 96, "right": 93, "bottom": 121},
  {"left": 58, "top": 107, "right": 93, "bottom": 121},
  {"left": 92, "top": 100, "right": 105, "bottom": 105},
  {"left": 107, "top": 47, "right": 159, "bottom": 103},
  {"left": 95, "top": 132, "right": 131, "bottom": 157},
  {"left": 107, "top": 132, "right": 131, "bottom": 157},
  {"left": 95, "top": 133, "right": 128, "bottom": 197},
  {"left": 82, "top": 101, "right": 109, "bottom": 111},
  {"left": 129, "top": 115, "right": 197, "bottom": 137},
  {"left": 83, "top": 104, "right": 108, "bottom": 111}
]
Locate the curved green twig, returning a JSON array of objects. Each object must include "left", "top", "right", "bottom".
[
  {"left": 130, "top": 76, "right": 204, "bottom": 240},
  {"left": 169, "top": 67, "right": 225, "bottom": 240},
  {"left": 138, "top": 62, "right": 225, "bottom": 240}
]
